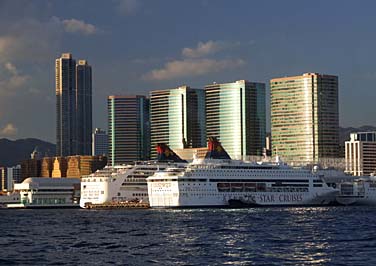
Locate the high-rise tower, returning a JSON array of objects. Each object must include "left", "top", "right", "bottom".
[
  {"left": 76, "top": 60, "right": 92, "bottom": 155},
  {"left": 108, "top": 95, "right": 150, "bottom": 165},
  {"left": 270, "top": 73, "right": 339, "bottom": 163},
  {"left": 205, "top": 80, "right": 266, "bottom": 159},
  {"left": 149, "top": 86, "right": 206, "bottom": 159},
  {"left": 56, "top": 53, "right": 92, "bottom": 156},
  {"left": 56, "top": 53, "right": 76, "bottom": 156}
]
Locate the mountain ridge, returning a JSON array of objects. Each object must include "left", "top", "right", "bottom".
[{"left": 0, "top": 138, "right": 56, "bottom": 167}]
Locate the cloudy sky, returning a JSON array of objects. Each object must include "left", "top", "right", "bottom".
[{"left": 0, "top": 0, "right": 376, "bottom": 142}]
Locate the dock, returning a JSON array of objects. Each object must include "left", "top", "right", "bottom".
[{"left": 84, "top": 202, "right": 150, "bottom": 209}]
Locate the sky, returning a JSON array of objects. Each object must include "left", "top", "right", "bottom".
[{"left": 0, "top": 0, "right": 376, "bottom": 143}]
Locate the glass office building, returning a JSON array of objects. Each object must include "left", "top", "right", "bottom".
[
  {"left": 108, "top": 95, "right": 150, "bottom": 165},
  {"left": 205, "top": 80, "right": 266, "bottom": 159},
  {"left": 150, "top": 86, "right": 206, "bottom": 159},
  {"left": 56, "top": 53, "right": 92, "bottom": 156},
  {"left": 270, "top": 73, "right": 339, "bottom": 163}
]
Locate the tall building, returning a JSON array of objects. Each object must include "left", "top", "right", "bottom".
[
  {"left": 108, "top": 95, "right": 150, "bottom": 165},
  {"left": 345, "top": 132, "right": 376, "bottom": 176},
  {"left": 150, "top": 86, "right": 206, "bottom": 159},
  {"left": 56, "top": 53, "right": 92, "bottom": 156},
  {"left": 205, "top": 80, "right": 266, "bottom": 159},
  {"left": 92, "top": 128, "right": 108, "bottom": 156},
  {"left": 270, "top": 73, "right": 339, "bottom": 163},
  {"left": 56, "top": 53, "right": 76, "bottom": 156},
  {"left": 76, "top": 60, "right": 92, "bottom": 155}
]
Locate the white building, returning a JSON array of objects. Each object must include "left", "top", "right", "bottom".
[
  {"left": 345, "top": 132, "right": 376, "bottom": 176},
  {"left": 8, "top": 177, "right": 80, "bottom": 208},
  {"left": 1, "top": 165, "right": 21, "bottom": 192}
]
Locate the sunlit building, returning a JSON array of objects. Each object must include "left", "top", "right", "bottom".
[
  {"left": 270, "top": 73, "right": 339, "bottom": 163},
  {"left": 205, "top": 80, "right": 266, "bottom": 159},
  {"left": 108, "top": 95, "right": 150, "bottom": 165},
  {"left": 345, "top": 132, "right": 376, "bottom": 176},
  {"left": 56, "top": 53, "right": 92, "bottom": 156},
  {"left": 150, "top": 86, "right": 206, "bottom": 159}
]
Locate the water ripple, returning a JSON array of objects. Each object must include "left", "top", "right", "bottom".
[{"left": 1, "top": 207, "right": 376, "bottom": 265}]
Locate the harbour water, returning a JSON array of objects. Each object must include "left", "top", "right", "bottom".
[{"left": 1, "top": 207, "right": 376, "bottom": 265}]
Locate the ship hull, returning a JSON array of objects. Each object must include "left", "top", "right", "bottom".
[{"left": 148, "top": 188, "right": 338, "bottom": 208}]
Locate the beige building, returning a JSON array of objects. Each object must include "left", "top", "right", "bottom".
[
  {"left": 270, "top": 73, "right": 339, "bottom": 164},
  {"left": 346, "top": 132, "right": 376, "bottom": 176},
  {"left": 66, "top": 155, "right": 107, "bottom": 178},
  {"left": 174, "top": 148, "right": 208, "bottom": 161},
  {"left": 41, "top": 157, "right": 54, "bottom": 177}
]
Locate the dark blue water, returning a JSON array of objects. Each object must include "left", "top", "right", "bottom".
[{"left": 1, "top": 207, "right": 376, "bottom": 265}]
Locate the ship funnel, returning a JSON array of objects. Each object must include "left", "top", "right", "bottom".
[
  {"left": 205, "top": 137, "right": 231, "bottom": 160},
  {"left": 156, "top": 143, "right": 187, "bottom": 163}
]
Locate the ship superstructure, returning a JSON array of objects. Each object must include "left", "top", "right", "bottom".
[
  {"left": 147, "top": 138, "right": 346, "bottom": 208},
  {"left": 336, "top": 178, "right": 376, "bottom": 205},
  {"left": 80, "top": 144, "right": 187, "bottom": 208}
]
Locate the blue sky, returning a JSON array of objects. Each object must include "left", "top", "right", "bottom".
[{"left": 0, "top": 0, "right": 375, "bottom": 142}]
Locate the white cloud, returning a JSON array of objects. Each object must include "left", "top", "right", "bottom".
[
  {"left": 182, "top": 41, "right": 226, "bottom": 58},
  {"left": 144, "top": 58, "right": 245, "bottom": 81},
  {"left": 0, "top": 17, "right": 98, "bottom": 64},
  {"left": 62, "top": 18, "right": 97, "bottom": 35},
  {"left": 0, "top": 62, "right": 30, "bottom": 96},
  {"left": 117, "top": 0, "right": 140, "bottom": 15},
  {"left": 1, "top": 123, "right": 18, "bottom": 136}
]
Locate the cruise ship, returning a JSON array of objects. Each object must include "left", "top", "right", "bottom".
[
  {"left": 147, "top": 138, "right": 346, "bottom": 208},
  {"left": 336, "top": 178, "right": 376, "bottom": 205},
  {"left": 80, "top": 144, "right": 187, "bottom": 208}
]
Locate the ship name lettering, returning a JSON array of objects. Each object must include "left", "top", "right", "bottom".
[
  {"left": 278, "top": 194, "right": 303, "bottom": 202},
  {"left": 258, "top": 194, "right": 275, "bottom": 203}
]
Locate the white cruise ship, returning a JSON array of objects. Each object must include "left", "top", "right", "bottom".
[
  {"left": 336, "top": 178, "right": 376, "bottom": 205},
  {"left": 80, "top": 144, "right": 187, "bottom": 208},
  {"left": 147, "top": 138, "right": 346, "bottom": 208}
]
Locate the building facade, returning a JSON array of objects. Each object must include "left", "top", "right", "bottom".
[
  {"left": 56, "top": 53, "right": 92, "bottom": 156},
  {"left": 205, "top": 80, "right": 266, "bottom": 159},
  {"left": 76, "top": 60, "right": 92, "bottom": 155},
  {"left": 150, "top": 86, "right": 206, "bottom": 159},
  {"left": 345, "top": 132, "right": 376, "bottom": 176},
  {"left": 92, "top": 128, "right": 108, "bottom": 156},
  {"left": 0, "top": 165, "right": 21, "bottom": 192},
  {"left": 270, "top": 73, "right": 339, "bottom": 163},
  {"left": 108, "top": 95, "right": 150, "bottom": 165}
]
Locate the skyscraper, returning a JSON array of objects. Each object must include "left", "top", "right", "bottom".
[
  {"left": 56, "top": 53, "right": 76, "bottom": 156},
  {"left": 205, "top": 80, "right": 266, "bottom": 159},
  {"left": 150, "top": 86, "right": 206, "bottom": 159},
  {"left": 92, "top": 128, "right": 108, "bottom": 156},
  {"left": 56, "top": 53, "right": 92, "bottom": 156},
  {"left": 76, "top": 60, "right": 92, "bottom": 155},
  {"left": 270, "top": 73, "right": 339, "bottom": 163},
  {"left": 108, "top": 95, "right": 150, "bottom": 165}
]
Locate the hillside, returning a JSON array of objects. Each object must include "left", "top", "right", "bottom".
[{"left": 0, "top": 138, "right": 56, "bottom": 167}]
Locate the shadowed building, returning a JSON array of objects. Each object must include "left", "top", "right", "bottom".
[
  {"left": 270, "top": 73, "right": 339, "bottom": 163},
  {"left": 76, "top": 60, "right": 92, "bottom": 155},
  {"left": 92, "top": 128, "right": 108, "bottom": 156},
  {"left": 108, "top": 95, "right": 150, "bottom": 165},
  {"left": 20, "top": 159, "right": 41, "bottom": 181},
  {"left": 205, "top": 80, "right": 266, "bottom": 159},
  {"left": 150, "top": 86, "right": 206, "bottom": 159}
]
